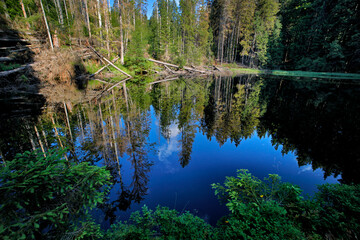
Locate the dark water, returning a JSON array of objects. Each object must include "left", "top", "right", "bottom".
[{"left": 1, "top": 74, "right": 360, "bottom": 226}]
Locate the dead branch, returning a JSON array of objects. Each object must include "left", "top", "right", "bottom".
[
  {"left": 0, "top": 57, "right": 13, "bottom": 62},
  {"left": 149, "top": 77, "right": 180, "bottom": 85},
  {"left": 106, "top": 77, "right": 131, "bottom": 92},
  {"left": 164, "top": 64, "right": 176, "bottom": 74},
  {"left": 94, "top": 56, "right": 120, "bottom": 75},
  {"left": 87, "top": 45, "right": 132, "bottom": 78},
  {"left": 148, "top": 58, "right": 207, "bottom": 74},
  {"left": 0, "top": 65, "right": 29, "bottom": 77}
]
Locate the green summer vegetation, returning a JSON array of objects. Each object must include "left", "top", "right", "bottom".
[
  {"left": 0, "top": 149, "right": 359, "bottom": 239},
  {"left": 1, "top": 0, "right": 359, "bottom": 73}
]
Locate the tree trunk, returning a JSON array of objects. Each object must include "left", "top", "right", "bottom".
[
  {"left": 39, "top": 0, "right": 54, "bottom": 51},
  {"left": 117, "top": 0, "right": 124, "bottom": 64},
  {"left": 103, "top": 0, "right": 110, "bottom": 58},
  {"left": 1, "top": 0, "right": 10, "bottom": 19},
  {"left": 20, "top": 0, "right": 30, "bottom": 29},
  {"left": 84, "top": 0, "right": 91, "bottom": 39},
  {"left": 68, "top": 0, "right": 74, "bottom": 18},
  {"left": 63, "top": 0, "right": 69, "bottom": 23},
  {"left": 96, "top": 0, "right": 103, "bottom": 41},
  {"left": 56, "top": 0, "right": 64, "bottom": 26}
]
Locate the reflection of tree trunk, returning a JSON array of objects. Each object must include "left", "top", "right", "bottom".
[
  {"left": 99, "top": 103, "right": 108, "bottom": 162},
  {"left": 25, "top": 122, "right": 37, "bottom": 151},
  {"left": 63, "top": 102, "right": 73, "bottom": 143},
  {"left": 51, "top": 115, "right": 68, "bottom": 161},
  {"left": 112, "top": 90, "right": 121, "bottom": 136},
  {"left": 123, "top": 82, "right": 129, "bottom": 112},
  {"left": 78, "top": 111, "right": 85, "bottom": 142},
  {"left": 34, "top": 126, "right": 46, "bottom": 157},
  {"left": 110, "top": 112, "right": 121, "bottom": 177},
  {"left": 41, "top": 127, "right": 49, "bottom": 149},
  {"left": 0, "top": 150, "right": 5, "bottom": 166}
]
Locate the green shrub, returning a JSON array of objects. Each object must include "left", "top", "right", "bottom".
[
  {"left": 0, "top": 149, "right": 111, "bottom": 239},
  {"left": 311, "top": 184, "right": 360, "bottom": 239},
  {"left": 212, "top": 169, "right": 304, "bottom": 239},
  {"left": 105, "top": 205, "right": 216, "bottom": 239}
]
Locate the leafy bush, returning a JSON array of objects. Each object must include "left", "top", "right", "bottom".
[
  {"left": 105, "top": 205, "right": 216, "bottom": 239},
  {"left": 1, "top": 151, "right": 359, "bottom": 240},
  {"left": 0, "top": 149, "right": 111, "bottom": 239},
  {"left": 311, "top": 184, "right": 360, "bottom": 239},
  {"left": 212, "top": 169, "right": 304, "bottom": 239}
]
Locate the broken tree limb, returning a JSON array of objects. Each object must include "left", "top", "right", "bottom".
[
  {"left": 149, "top": 77, "right": 180, "bottom": 85},
  {"left": 87, "top": 45, "right": 132, "bottom": 78},
  {"left": 106, "top": 77, "right": 131, "bottom": 92},
  {"left": 0, "top": 65, "right": 29, "bottom": 77},
  {"left": 0, "top": 57, "right": 13, "bottom": 62},
  {"left": 94, "top": 77, "right": 131, "bottom": 100},
  {"left": 148, "top": 58, "right": 179, "bottom": 68},
  {"left": 94, "top": 56, "right": 120, "bottom": 75},
  {"left": 164, "top": 64, "right": 176, "bottom": 74},
  {"left": 93, "top": 78, "right": 111, "bottom": 84},
  {"left": 213, "top": 65, "right": 221, "bottom": 71},
  {"left": 148, "top": 58, "right": 207, "bottom": 74}
]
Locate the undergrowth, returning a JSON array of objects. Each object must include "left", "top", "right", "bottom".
[{"left": 1, "top": 150, "right": 359, "bottom": 239}]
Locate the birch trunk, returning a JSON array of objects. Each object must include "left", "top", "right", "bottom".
[
  {"left": 103, "top": 0, "right": 110, "bottom": 57},
  {"left": 96, "top": 0, "right": 103, "bottom": 41},
  {"left": 40, "top": 0, "right": 54, "bottom": 51},
  {"left": 34, "top": 126, "right": 46, "bottom": 157},
  {"left": 117, "top": 0, "right": 124, "bottom": 64}
]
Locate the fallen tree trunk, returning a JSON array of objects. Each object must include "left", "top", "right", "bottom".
[
  {"left": 213, "top": 65, "right": 221, "bottom": 71},
  {"left": 0, "top": 57, "right": 13, "bottom": 62},
  {"left": 93, "top": 78, "right": 110, "bottom": 84},
  {"left": 149, "top": 77, "right": 179, "bottom": 85},
  {"left": 148, "top": 58, "right": 207, "bottom": 74},
  {"left": 106, "top": 77, "right": 131, "bottom": 92},
  {"left": 93, "top": 77, "right": 131, "bottom": 100},
  {"left": 0, "top": 65, "right": 29, "bottom": 77},
  {"left": 164, "top": 65, "right": 176, "bottom": 74},
  {"left": 87, "top": 45, "right": 132, "bottom": 78},
  {"left": 94, "top": 56, "right": 120, "bottom": 75}
]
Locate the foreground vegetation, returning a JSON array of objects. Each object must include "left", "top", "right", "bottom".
[{"left": 0, "top": 149, "right": 359, "bottom": 239}]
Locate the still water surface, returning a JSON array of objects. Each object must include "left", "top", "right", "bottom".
[{"left": 1, "top": 74, "right": 359, "bottom": 226}]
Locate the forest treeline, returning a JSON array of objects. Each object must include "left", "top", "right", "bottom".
[{"left": 1, "top": 0, "right": 359, "bottom": 72}]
